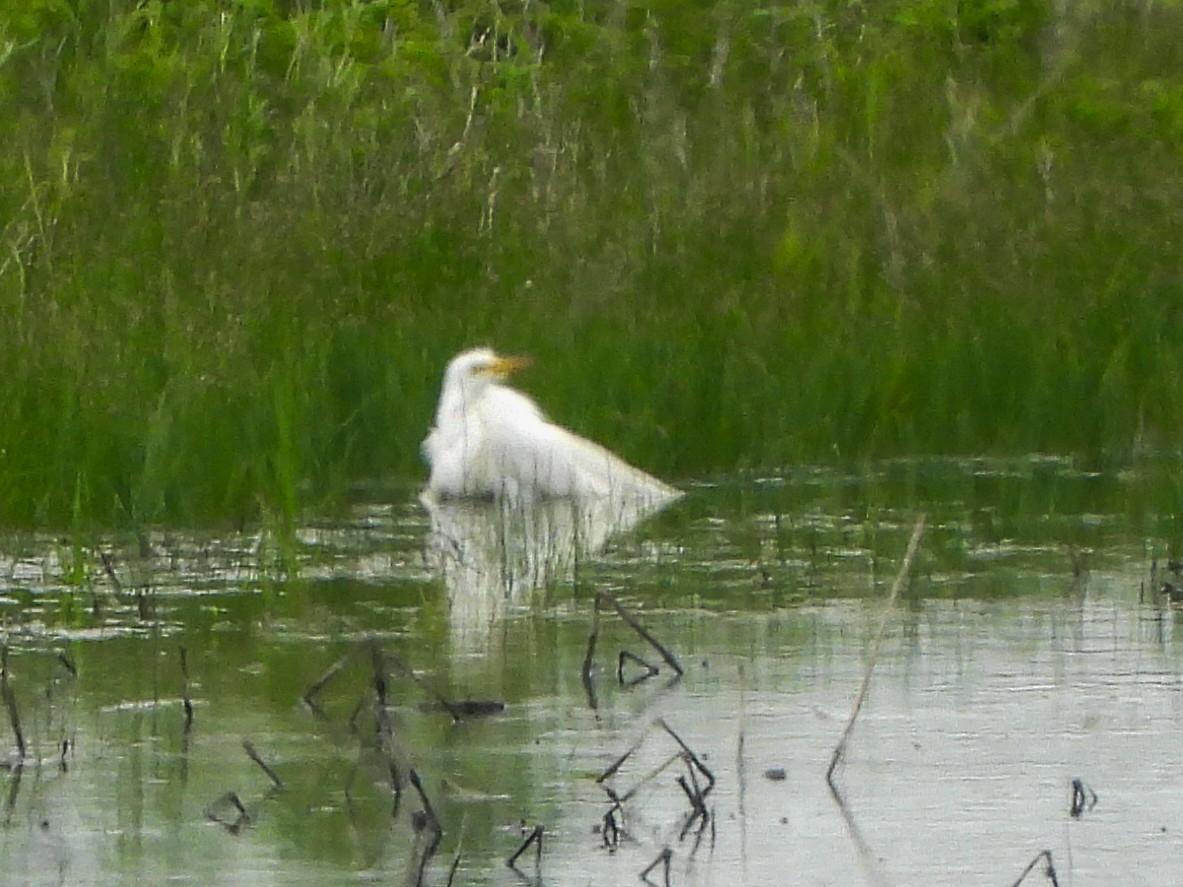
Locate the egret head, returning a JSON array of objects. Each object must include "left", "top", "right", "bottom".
[{"left": 443, "top": 348, "right": 533, "bottom": 393}]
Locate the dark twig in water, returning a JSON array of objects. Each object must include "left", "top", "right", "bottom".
[
  {"left": 369, "top": 644, "right": 404, "bottom": 811},
  {"left": 56, "top": 651, "right": 77, "bottom": 678},
  {"left": 1069, "top": 778, "right": 1098, "bottom": 818},
  {"left": 1010, "top": 849, "right": 1060, "bottom": 887},
  {"left": 640, "top": 847, "right": 672, "bottom": 887},
  {"left": 613, "top": 751, "right": 684, "bottom": 805},
  {"left": 827, "top": 515, "right": 926, "bottom": 785},
  {"left": 205, "top": 791, "right": 250, "bottom": 834},
  {"left": 1, "top": 645, "right": 25, "bottom": 760},
  {"left": 506, "top": 824, "right": 544, "bottom": 870},
  {"left": 418, "top": 699, "right": 505, "bottom": 717},
  {"left": 601, "top": 801, "right": 624, "bottom": 849},
  {"left": 302, "top": 640, "right": 370, "bottom": 708},
  {"left": 445, "top": 852, "right": 462, "bottom": 887},
  {"left": 657, "top": 718, "right": 715, "bottom": 795},
  {"left": 135, "top": 586, "right": 155, "bottom": 621},
  {"left": 98, "top": 549, "right": 123, "bottom": 594},
  {"left": 676, "top": 774, "right": 708, "bottom": 835},
  {"left": 242, "top": 740, "right": 285, "bottom": 792},
  {"left": 382, "top": 650, "right": 465, "bottom": 722},
  {"left": 409, "top": 768, "right": 442, "bottom": 851},
  {"left": 618, "top": 650, "right": 659, "bottom": 687},
  {"left": 596, "top": 732, "right": 646, "bottom": 787},
  {"left": 582, "top": 604, "right": 600, "bottom": 710},
  {"left": 179, "top": 646, "right": 194, "bottom": 731},
  {"left": 677, "top": 755, "right": 713, "bottom": 844},
  {"left": 737, "top": 664, "right": 749, "bottom": 869},
  {"left": 4, "top": 761, "right": 22, "bottom": 821},
  {"left": 409, "top": 768, "right": 443, "bottom": 887},
  {"left": 596, "top": 591, "right": 684, "bottom": 677}
]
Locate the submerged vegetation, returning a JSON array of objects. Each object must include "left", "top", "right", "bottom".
[{"left": 2, "top": 0, "right": 1182, "bottom": 527}]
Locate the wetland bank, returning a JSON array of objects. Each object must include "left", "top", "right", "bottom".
[{"left": 4, "top": 1, "right": 1183, "bottom": 884}]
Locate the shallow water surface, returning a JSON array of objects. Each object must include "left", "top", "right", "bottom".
[{"left": 2, "top": 457, "right": 1182, "bottom": 886}]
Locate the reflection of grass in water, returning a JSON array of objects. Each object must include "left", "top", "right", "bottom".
[
  {"left": 640, "top": 455, "right": 1183, "bottom": 606},
  {"left": 4, "top": 3, "right": 1183, "bottom": 526}
]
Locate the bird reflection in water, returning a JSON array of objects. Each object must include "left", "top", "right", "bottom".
[{"left": 420, "top": 348, "right": 682, "bottom": 651}]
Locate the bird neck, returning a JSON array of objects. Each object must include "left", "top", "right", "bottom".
[{"left": 436, "top": 379, "right": 485, "bottom": 429}]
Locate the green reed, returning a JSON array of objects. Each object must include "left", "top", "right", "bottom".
[{"left": 1, "top": 0, "right": 1182, "bottom": 527}]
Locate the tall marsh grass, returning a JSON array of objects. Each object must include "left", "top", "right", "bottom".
[{"left": 2, "top": 0, "right": 1182, "bottom": 527}]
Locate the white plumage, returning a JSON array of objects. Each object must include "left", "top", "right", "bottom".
[{"left": 422, "top": 348, "right": 680, "bottom": 503}]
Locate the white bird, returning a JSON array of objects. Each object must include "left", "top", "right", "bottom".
[{"left": 422, "top": 347, "right": 681, "bottom": 503}]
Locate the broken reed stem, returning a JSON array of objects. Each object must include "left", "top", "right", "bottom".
[
  {"left": 596, "top": 590, "right": 684, "bottom": 676},
  {"left": 242, "top": 739, "right": 285, "bottom": 791},
  {"left": 640, "top": 847, "right": 673, "bottom": 887},
  {"left": 383, "top": 650, "right": 464, "bottom": 722},
  {"left": 611, "top": 750, "right": 684, "bottom": 805},
  {"left": 618, "top": 650, "right": 658, "bottom": 685},
  {"left": 827, "top": 515, "right": 926, "bottom": 784},
  {"left": 657, "top": 718, "right": 715, "bottom": 794},
  {"left": 506, "top": 824, "right": 544, "bottom": 869},
  {"left": 1010, "top": 849, "right": 1060, "bottom": 887},
  {"left": 581, "top": 602, "right": 600, "bottom": 709},
  {"left": 596, "top": 731, "right": 647, "bottom": 786},
  {"left": 409, "top": 768, "right": 442, "bottom": 845},
  {"left": 98, "top": 549, "right": 123, "bottom": 594},
  {"left": 371, "top": 646, "right": 404, "bottom": 806},
  {"left": 409, "top": 768, "right": 443, "bottom": 887},
  {"left": 303, "top": 639, "right": 371, "bottom": 706},
  {"left": 1, "top": 644, "right": 25, "bottom": 760},
  {"left": 180, "top": 645, "right": 194, "bottom": 730}
]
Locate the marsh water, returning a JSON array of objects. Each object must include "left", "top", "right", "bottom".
[{"left": 2, "top": 456, "right": 1183, "bottom": 886}]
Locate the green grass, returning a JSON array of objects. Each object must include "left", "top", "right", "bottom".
[{"left": 2, "top": 0, "right": 1183, "bottom": 528}]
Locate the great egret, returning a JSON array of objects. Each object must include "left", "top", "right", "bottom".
[{"left": 422, "top": 347, "right": 681, "bottom": 503}]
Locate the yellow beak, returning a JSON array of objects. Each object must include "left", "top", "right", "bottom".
[{"left": 484, "top": 354, "right": 533, "bottom": 378}]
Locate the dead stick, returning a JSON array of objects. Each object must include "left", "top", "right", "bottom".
[
  {"left": 657, "top": 718, "right": 715, "bottom": 793},
  {"left": 506, "top": 824, "right": 544, "bottom": 869},
  {"left": 180, "top": 646, "right": 194, "bottom": 730},
  {"left": 383, "top": 652, "right": 464, "bottom": 722},
  {"left": 98, "top": 549, "right": 123, "bottom": 594},
  {"left": 242, "top": 739, "right": 285, "bottom": 791},
  {"left": 614, "top": 750, "right": 683, "bottom": 804},
  {"left": 827, "top": 515, "right": 926, "bottom": 784},
  {"left": 1, "top": 645, "right": 24, "bottom": 760},
  {"left": 597, "top": 591, "right": 683, "bottom": 676},
  {"left": 1010, "top": 849, "right": 1060, "bottom": 887},
  {"left": 640, "top": 847, "right": 672, "bottom": 887},
  {"left": 596, "top": 732, "right": 646, "bottom": 785},
  {"left": 303, "top": 640, "right": 372, "bottom": 705},
  {"left": 581, "top": 602, "right": 600, "bottom": 706}
]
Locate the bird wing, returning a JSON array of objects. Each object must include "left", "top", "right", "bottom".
[{"left": 480, "top": 386, "right": 679, "bottom": 502}]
